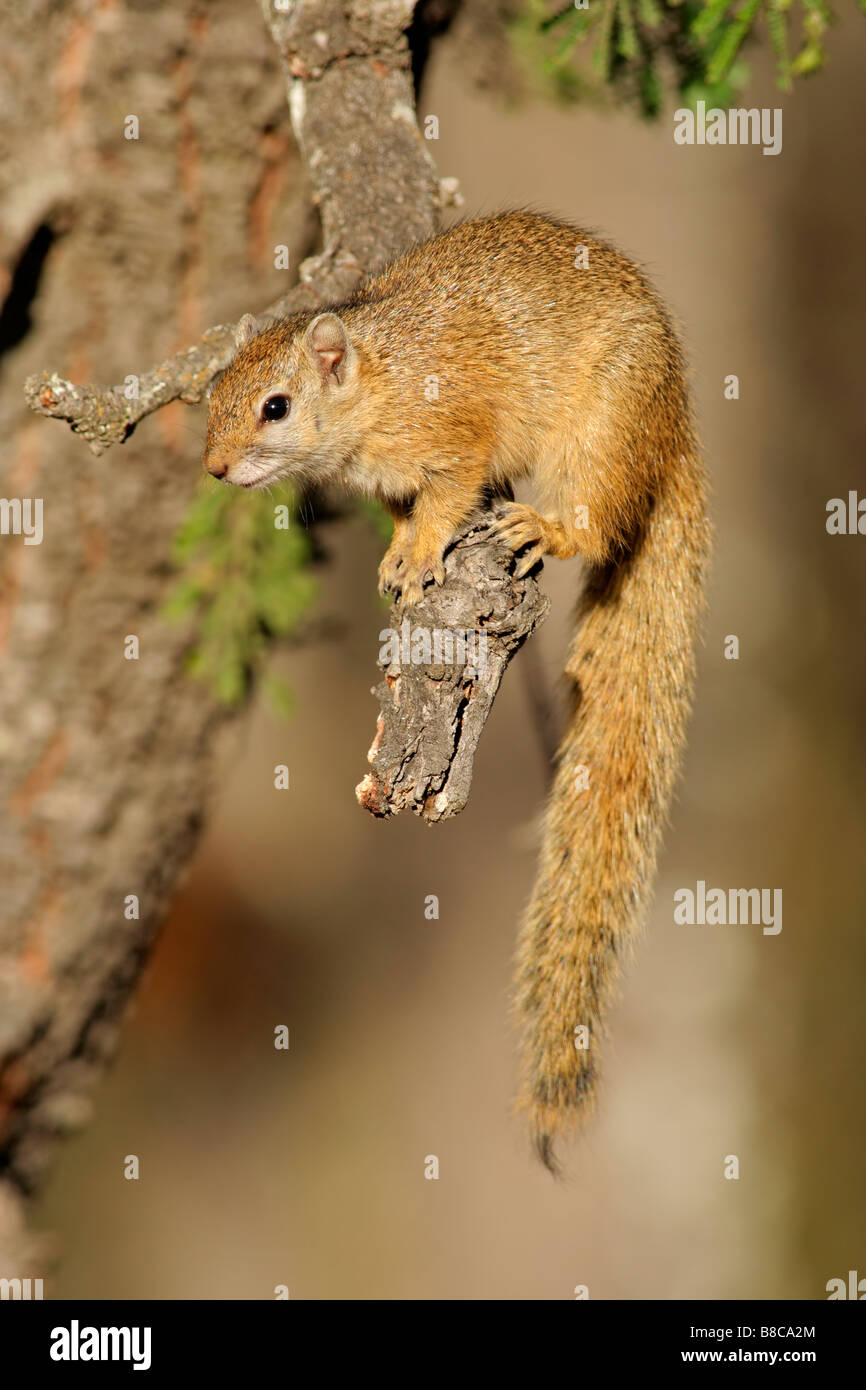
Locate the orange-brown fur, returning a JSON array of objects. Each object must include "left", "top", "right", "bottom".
[{"left": 204, "top": 212, "right": 710, "bottom": 1168}]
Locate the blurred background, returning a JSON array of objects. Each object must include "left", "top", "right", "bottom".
[{"left": 2, "top": 1, "right": 865, "bottom": 1298}]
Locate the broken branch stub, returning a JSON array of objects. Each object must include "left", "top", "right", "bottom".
[{"left": 356, "top": 516, "right": 550, "bottom": 823}]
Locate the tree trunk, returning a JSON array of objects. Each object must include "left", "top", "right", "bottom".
[{"left": 0, "top": 0, "right": 437, "bottom": 1270}]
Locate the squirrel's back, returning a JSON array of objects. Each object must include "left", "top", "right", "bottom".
[
  {"left": 346, "top": 211, "right": 680, "bottom": 392},
  {"left": 344, "top": 213, "right": 694, "bottom": 558}
]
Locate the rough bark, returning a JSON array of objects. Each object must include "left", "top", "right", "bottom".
[
  {"left": 0, "top": 0, "right": 441, "bottom": 1272},
  {"left": 357, "top": 518, "right": 549, "bottom": 821}
]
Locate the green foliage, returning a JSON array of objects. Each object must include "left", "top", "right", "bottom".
[
  {"left": 515, "top": 0, "right": 853, "bottom": 115},
  {"left": 164, "top": 479, "right": 317, "bottom": 709}
]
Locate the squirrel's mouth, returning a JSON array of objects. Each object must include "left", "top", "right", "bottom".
[{"left": 227, "top": 456, "right": 278, "bottom": 490}]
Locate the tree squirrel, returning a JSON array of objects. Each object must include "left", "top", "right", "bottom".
[{"left": 203, "top": 212, "right": 710, "bottom": 1170}]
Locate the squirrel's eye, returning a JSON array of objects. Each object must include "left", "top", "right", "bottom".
[{"left": 261, "top": 394, "right": 290, "bottom": 423}]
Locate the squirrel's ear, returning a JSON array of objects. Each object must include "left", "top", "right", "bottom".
[
  {"left": 234, "top": 313, "right": 258, "bottom": 350},
  {"left": 305, "top": 313, "right": 354, "bottom": 384}
]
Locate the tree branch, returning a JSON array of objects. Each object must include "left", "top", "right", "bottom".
[
  {"left": 357, "top": 516, "right": 549, "bottom": 820},
  {"left": 1, "top": 0, "right": 440, "bottom": 1255}
]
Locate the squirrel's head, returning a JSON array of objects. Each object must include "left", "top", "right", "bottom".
[{"left": 202, "top": 311, "right": 362, "bottom": 489}]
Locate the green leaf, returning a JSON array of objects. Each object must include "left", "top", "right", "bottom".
[
  {"left": 766, "top": 0, "right": 792, "bottom": 87},
  {"left": 593, "top": 0, "right": 618, "bottom": 78},
  {"left": 640, "top": 60, "right": 663, "bottom": 116},
  {"left": 511, "top": 0, "right": 853, "bottom": 116},
  {"left": 547, "top": 10, "right": 594, "bottom": 70},
  {"left": 791, "top": 39, "right": 825, "bottom": 72},
  {"left": 636, "top": 0, "right": 665, "bottom": 28},
  {"left": 165, "top": 480, "right": 317, "bottom": 708},
  {"left": 691, "top": 0, "right": 733, "bottom": 42},
  {"left": 705, "top": 0, "right": 762, "bottom": 84},
  {"left": 616, "top": 0, "right": 641, "bottom": 59},
  {"left": 539, "top": 2, "right": 576, "bottom": 32}
]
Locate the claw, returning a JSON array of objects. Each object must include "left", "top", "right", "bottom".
[
  {"left": 515, "top": 545, "right": 544, "bottom": 578},
  {"left": 396, "top": 555, "right": 446, "bottom": 608},
  {"left": 378, "top": 550, "right": 409, "bottom": 598},
  {"left": 490, "top": 503, "right": 547, "bottom": 564}
]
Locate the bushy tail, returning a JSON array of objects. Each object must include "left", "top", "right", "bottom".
[{"left": 515, "top": 452, "right": 710, "bottom": 1170}]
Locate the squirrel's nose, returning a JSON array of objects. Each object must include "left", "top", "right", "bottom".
[{"left": 203, "top": 449, "right": 228, "bottom": 480}]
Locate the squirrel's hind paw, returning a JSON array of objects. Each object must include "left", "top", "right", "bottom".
[{"left": 491, "top": 503, "right": 548, "bottom": 572}]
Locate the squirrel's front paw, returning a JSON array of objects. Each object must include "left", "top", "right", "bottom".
[
  {"left": 397, "top": 554, "right": 446, "bottom": 608},
  {"left": 378, "top": 547, "right": 410, "bottom": 598}
]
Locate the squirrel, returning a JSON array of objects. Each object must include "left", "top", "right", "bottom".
[{"left": 203, "top": 211, "right": 710, "bottom": 1170}]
